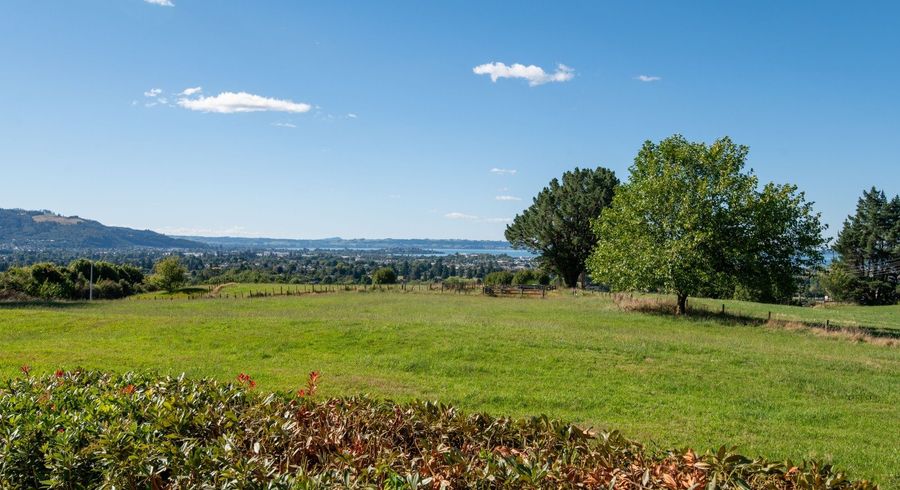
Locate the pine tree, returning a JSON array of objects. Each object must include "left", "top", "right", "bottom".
[{"left": 832, "top": 187, "right": 900, "bottom": 304}]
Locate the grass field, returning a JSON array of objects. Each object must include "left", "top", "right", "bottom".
[{"left": 1, "top": 289, "right": 898, "bottom": 485}]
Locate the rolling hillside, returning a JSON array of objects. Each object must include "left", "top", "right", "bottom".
[{"left": 0, "top": 208, "right": 204, "bottom": 249}]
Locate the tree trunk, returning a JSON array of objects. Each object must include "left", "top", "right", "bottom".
[
  {"left": 563, "top": 270, "right": 581, "bottom": 289},
  {"left": 676, "top": 293, "right": 688, "bottom": 315}
]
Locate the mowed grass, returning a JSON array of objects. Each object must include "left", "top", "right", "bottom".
[{"left": 1, "top": 291, "right": 898, "bottom": 485}]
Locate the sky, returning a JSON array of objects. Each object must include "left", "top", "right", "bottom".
[{"left": 1, "top": 1, "right": 898, "bottom": 241}]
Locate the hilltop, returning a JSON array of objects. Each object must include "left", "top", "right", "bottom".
[{"left": 0, "top": 209, "right": 204, "bottom": 250}]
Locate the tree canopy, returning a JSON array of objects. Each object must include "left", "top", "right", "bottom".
[
  {"left": 371, "top": 267, "right": 398, "bottom": 285},
  {"left": 152, "top": 256, "right": 187, "bottom": 293},
  {"left": 588, "top": 135, "right": 825, "bottom": 313},
  {"left": 831, "top": 187, "right": 899, "bottom": 305},
  {"left": 505, "top": 167, "right": 618, "bottom": 287}
]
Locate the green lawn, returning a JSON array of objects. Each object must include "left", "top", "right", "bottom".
[
  {"left": 675, "top": 295, "right": 900, "bottom": 331},
  {"left": 1, "top": 291, "right": 897, "bottom": 485}
]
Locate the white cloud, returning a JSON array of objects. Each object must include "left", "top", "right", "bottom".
[
  {"left": 473, "top": 62, "right": 574, "bottom": 86},
  {"left": 347, "top": 113, "right": 358, "bottom": 119},
  {"left": 144, "top": 88, "right": 162, "bottom": 97},
  {"left": 177, "top": 91, "right": 312, "bottom": 114},
  {"left": 490, "top": 167, "right": 517, "bottom": 175},
  {"left": 445, "top": 212, "right": 479, "bottom": 220},
  {"left": 495, "top": 195, "right": 521, "bottom": 201},
  {"left": 272, "top": 122, "right": 297, "bottom": 128},
  {"left": 635, "top": 75, "right": 662, "bottom": 82},
  {"left": 144, "top": 0, "right": 174, "bottom": 6},
  {"left": 180, "top": 86, "right": 202, "bottom": 96}
]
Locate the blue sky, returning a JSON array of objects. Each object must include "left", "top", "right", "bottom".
[{"left": 1, "top": 1, "right": 897, "bottom": 240}]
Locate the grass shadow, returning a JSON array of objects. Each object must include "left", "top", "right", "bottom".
[
  {"left": 615, "top": 295, "right": 899, "bottom": 342},
  {"left": 0, "top": 300, "right": 95, "bottom": 310}
]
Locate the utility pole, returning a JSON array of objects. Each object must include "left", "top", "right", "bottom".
[{"left": 89, "top": 256, "right": 94, "bottom": 301}]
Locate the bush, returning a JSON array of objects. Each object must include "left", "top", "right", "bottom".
[
  {"left": 371, "top": 267, "right": 397, "bottom": 285},
  {"left": 94, "top": 279, "right": 124, "bottom": 299},
  {"left": 484, "top": 270, "right": 514, "bottom": 285},
  {"left": 0, "top": 370, "right": 876, "bottom": 489},
  {"left": 0, "top": 260, "right": 145, "bottom": 301}
]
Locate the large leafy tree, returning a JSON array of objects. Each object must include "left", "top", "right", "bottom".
[
  {"left": 505, "top": 167, "right": 618, "bottom": 287},
  {"left": 152, "top": 256, "right": 187, "bottom": 293},
  {"left": 588, "top": 135, "right": 825, "bottom": 314},
  {"left": 832, "top": 187, "right": 899, "bottom": 305}
]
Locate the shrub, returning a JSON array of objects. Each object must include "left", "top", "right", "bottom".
[
  {"left": 0, "top": 370, "right": 877, "bottom": 489},
  {"left": 371, "top": 267, "right": 397, "bottom": 285},
  {"left": 94, "top": 279, "right": 124, "bottom": 299},
  {"left": 512, "top": 269, "right": 538, "bottom": 285},
  {"left": 484, "top": 270, "right": 514, "bottom": 285}
]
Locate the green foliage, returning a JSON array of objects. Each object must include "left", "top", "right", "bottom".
[
  {"left": 588, "top": 135, "right": 825, "bottom": 313},
  {"left": 0, "top": 370, "right": 877, "bottom": 489},
  {"left": 833, "top": 187, "right": 899, "bottom": 305},
  {"left": 371, "top": 267, "right": 398, "bottom": 285},
  {"left": 0, "top": 260, "right": 144, "bottom": 300},
  {"left": 484, "top": 270, "right": 514, "bottom": 285},
  {"left": 511, "top": 269, "right": 550, "bottom": 286},
  {"left": 151, "top": 256, "right": 187, "bottom": 293},
  {"left": 819, "top": 262, "right": 858, "bottom": 302},
  {"left": 441, "top": 276, "right": 473, "bottom": 287},
  {"left": 506, "top": 167, "right": 618, "bottom": 287}
]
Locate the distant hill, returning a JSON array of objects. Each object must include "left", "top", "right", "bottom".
[
  {"left": 175, "top": 236, "right": 512, "bottom": 251},
  {"left": 0, "top": 209, "right": 205, "bottom": 249}
]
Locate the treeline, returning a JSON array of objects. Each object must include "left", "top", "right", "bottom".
[
  {"left": 189, "top": 253, "right": 515, "bottom": 285},
  {"left": 506, "top": 134, "right": 898, "bottom": 310},
  {"left": 484, "top": 269, "right": 551, "bottom": 286},
  {"left": 820, "top": 188, "right": 899, "bottom": 305},
  {"left": 0, "top": 260, "right": 145, "bottom": 300}
]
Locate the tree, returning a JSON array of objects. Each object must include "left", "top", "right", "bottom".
[
  {"left": 371, "top": 267, "right": 397, "bottom": 285},
  {"left": 152, "top": 256, "right": 187, "bottom": 293},
  {"left": 588, "top": 135, "right": 825, "bottom": 314},
  {"left": 832, "top": 187, "right": 899, "bottom": 305},
  {"left": 505, "top": 167, "right": 618, "bottom": 287}
]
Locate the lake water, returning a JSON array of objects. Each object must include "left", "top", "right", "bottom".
[{"left": 315, "top": 247, "right": 535, "bottom": 258}]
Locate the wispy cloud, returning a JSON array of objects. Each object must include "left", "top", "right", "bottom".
[
  {"left": 490, "top": 168, "right": 517, "bottom": 175},
  {"left": 177, "top": 91, "right": 312, "bottom": 114},
  {"left": 473, "top": 62, "right": 574, "bottom": 86},
  {"left": 635, "top": 75, "right": 661, "bottom": 82},
  {"left": 180, "top": 86, "right": 202, "bottom": 96},
  {"left": 144, "top": 88, "right": 162, "bottom": 97},
  {"left": 444, "top": 213, "right": 512, "bottom": 224},
  {"left": 272, "top": 122, "right": 297, "bottom": 128},
  {"left": 347, "top": 113, "right": 358, "bottom": 119},
  {"left": 144, "top": 0, "right": 174, "bottom": 6},
  {"left": 445, "top": 212, "right": 479, "bottom": 221},
  {"left": 495, "top": 195, "right": 521, "bottom": 201}
]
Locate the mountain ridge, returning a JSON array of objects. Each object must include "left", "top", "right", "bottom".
[{"left": 0, "top": 208, "right": 205, "bottom": 249}]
